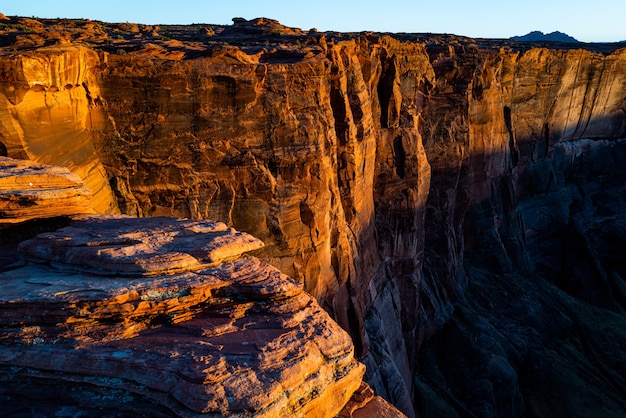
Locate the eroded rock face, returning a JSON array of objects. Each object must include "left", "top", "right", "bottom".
[
  {"left": 1, "top": 16, "right": 626, "bottom": 417},
  {"left": 0, "top": 46, "right": 118, "bottom": 214},
  {"left": 413, "top": 42, "right": 626, "bottom": 417},
  {"left": 0, "top": 215, "right": 368, "bottom": 417}
]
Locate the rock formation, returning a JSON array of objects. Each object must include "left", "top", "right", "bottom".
[
  {"left": 0, "top": 156, "right": 93, "bottom": 223},
  {"left": 0, "top": 157, "right": 403, "bottom": 416},
  {"left": 1, "top": 14, "right": 626, "bottom": 417},
  {"left": 510, "top": 30, "right": 579, "bottom": 43},
  {"left": 0, "top": 44, "right": 118, "bottom": 214},
  {"left": 0, "top": 214, "right": 374, "bottom": 417},
  {"left": 0, "top": 155, "right": 94, "bottom": 271}
]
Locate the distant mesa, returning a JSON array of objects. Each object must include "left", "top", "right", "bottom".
[
  {"left": 223, "top": 17, "right": 304, "bottom": 36},
  {"left": 510, "top": 30, "right": 579, "bottom": 43}
]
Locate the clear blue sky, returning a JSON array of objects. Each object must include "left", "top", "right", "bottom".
[{"left": 2, "top": 1, "right": 624, "bottom": 42}]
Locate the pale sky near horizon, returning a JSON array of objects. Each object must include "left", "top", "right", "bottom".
[{"left": 1, "top": 1, "right": 624, "bottom": 43}]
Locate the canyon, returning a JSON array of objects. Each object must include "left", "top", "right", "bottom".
[{"left": 1, "top": 14, "right": 626, "bottom": 417}]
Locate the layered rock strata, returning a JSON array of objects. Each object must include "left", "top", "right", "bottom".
[
  {"left": 0, "top": 44, "right": 118, "bottom": 214},
  {"left": 1, "top": 15, "right": 625, "bottom": 417},
  {"left": 412, "top": 40, "right": 626, "bottom": 417},
  {"left": 0, "top": 215, "right": 372, "bottom": 417},
  {"left": 0, "top": 156, "right": 93, "bottom": 223}
]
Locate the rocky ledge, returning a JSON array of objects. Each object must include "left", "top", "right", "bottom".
[
  {"left": 0, "top": 212, "right": 399, "bottom": 416},
  {"left": 0, "top": 156, "right": 93, "bottom": 224}
]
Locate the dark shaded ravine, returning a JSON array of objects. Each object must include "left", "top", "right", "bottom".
[{"left": 410, "top": 41, "right": 626, "bottom": 417}]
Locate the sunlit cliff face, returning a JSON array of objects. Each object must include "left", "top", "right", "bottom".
[
  {"left": 0, "top": 47, "right": 118, "bottom": 213},
  {"left": 1, "top": 16, "right": 625, "bottom": 417}
]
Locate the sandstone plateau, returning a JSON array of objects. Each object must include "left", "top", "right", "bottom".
[{"left": 1, "top": 14, "right": 626, "bottom": 417}]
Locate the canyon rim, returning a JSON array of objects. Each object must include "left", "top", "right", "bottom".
[{"left": 1, "top": 14, "right": 626, "bottom": 417}]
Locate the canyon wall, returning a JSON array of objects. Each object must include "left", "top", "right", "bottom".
[
  {"left": 1, "top": 21, "right": 625, "bottom": 416},
  {"left": 415, "top": 42, "right": 626, "bottom": 417},
  {"left": 0, "top": 46, "right": 118, "bottom": 213},
  {"left": 91, "top": 38, "right": 436, "bottom": 413}
]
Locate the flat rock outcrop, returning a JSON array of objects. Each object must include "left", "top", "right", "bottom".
[
  {"left": 0, "top": 215, "right": 369, "bottom": 417},
  {"left": 0, "top": 156, "right": 93, "bottom": 224},
  {"left": 17, "top": 215, "right": 265, "bottom": 276}
]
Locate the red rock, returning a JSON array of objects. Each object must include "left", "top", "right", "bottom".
[
  {"left": 17, "top": 215, "right": 264, "bottom": 275},
  {"left": 339, "top": 382, "right": 407, "bottom": 417},
  {"left": 0, "top": 215, "right": 365, "bottom": 416},
  {"left": 2, "top": 16, "right": 626, "bottom": 418}
]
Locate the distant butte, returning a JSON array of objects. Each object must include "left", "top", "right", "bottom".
[{"left": 510, "top": 30, "right": 579, "bottom": 43}]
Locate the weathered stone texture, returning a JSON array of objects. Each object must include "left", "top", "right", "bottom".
[
  {"left": 0, "top": 46, "right": 118, "bottom": 214},
  {"left": 0, "top": 156, "right": 93, "bottom": 223},
  {"left": 0, "top": 215, "right": 367, "bottom": 417}
]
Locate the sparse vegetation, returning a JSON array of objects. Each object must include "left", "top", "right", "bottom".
[{"left": 0, "top": 23, "right": 36, "bottom": 33}]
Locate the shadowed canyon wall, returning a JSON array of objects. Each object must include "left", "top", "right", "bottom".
[
  {"left": 414, "top": 43, "right": 626, "bottom": 417},
  {"left": 1, "top": 22, "right": 625, "bottom": 416}
]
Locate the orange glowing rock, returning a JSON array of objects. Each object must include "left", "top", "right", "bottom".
[{"left": 0, "top": 157, "right": 94, "bottom": 224}]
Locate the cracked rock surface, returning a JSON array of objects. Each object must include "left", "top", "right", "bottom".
[{"left": 0, "top": 215, "right": 371, "bottom": 417}]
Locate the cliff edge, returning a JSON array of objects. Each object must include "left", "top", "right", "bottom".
[{"left": 0, "top": 156, "right": 404, "bottom": 417}]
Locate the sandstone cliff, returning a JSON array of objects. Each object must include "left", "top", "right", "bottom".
[
  {"left": 0, "top": 156, "right": 93, "bottom": 223},
  {"left": 1, "top": 15, "right": 625, "bottom": 417},
  {"left": 414, "top": 40, "right": 626, "bottom": 417},
  {"left": 0, "top": 44, "right": 118, "bottom": 214}
]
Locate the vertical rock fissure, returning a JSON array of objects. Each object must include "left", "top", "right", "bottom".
[
  {"left": 347, "top": 297, "right": 364, "bottom": 358},
  {"left": 503, "top": 105, "right": 519, "bottom": 166},
  {"left": 393, "top": 135, "right": 406, "bottom": 179},
  {"left": 330, "top": 65, "right": 348, "bottom": 146},
  {"left": 378, "top": 58, "right": 397, "bottom": 128}
]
